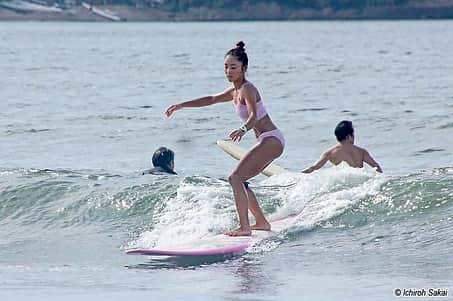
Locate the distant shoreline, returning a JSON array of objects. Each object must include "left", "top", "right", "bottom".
[{"left": 1, "top": 4, "right": 453, "bottom": 22}]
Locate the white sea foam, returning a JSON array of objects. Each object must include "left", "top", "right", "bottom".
[
  {"left": 132, "top": 178, "right": 236, "bottom": 249},
  {"left": 132, "top": 164, "right": 387, "bottom": 249},
  {"left": 264, "top": 163, "right": 387, "bottom": 229}
]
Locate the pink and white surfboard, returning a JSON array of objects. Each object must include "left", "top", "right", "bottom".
[
  {"left": 126, "top": 215, "right": 295, "bottom": 257},
  {"left": 126, "top": 241, "right": 251, "bottom": 256}
]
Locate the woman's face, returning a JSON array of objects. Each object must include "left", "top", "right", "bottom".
[{"left": 224, "top": 55, "right": 245, "bottom": 82}]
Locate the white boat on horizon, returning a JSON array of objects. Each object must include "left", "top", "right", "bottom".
[
  {"left": 0, "top": 0, "right": 62, "bottom": 13},
  {"left": 81, "top": 2, "right": 123, "bottom": 21}
]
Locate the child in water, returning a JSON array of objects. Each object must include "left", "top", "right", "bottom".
[
  {"left": 302, "top": 120, "right": 383, "bottom": 173},
  {"left": 143, "top": 147, "right": 177, "bottom": 175}
]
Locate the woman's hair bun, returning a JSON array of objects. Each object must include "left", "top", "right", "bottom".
[
  {"left": 225, "top": 41, "right": 248, "bottom": 66},
  {"left": 236, "top": 41, "right": 245, "bottom": 50}
]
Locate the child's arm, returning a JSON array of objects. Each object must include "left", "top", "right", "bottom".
[
  {"left": 302, "top": 151, "right": 330, "bottom": 174},
  {"left": 363, "top": 150, "right": 383, "bottom": 173}
]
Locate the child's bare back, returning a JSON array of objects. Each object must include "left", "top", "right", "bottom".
[
  {"left": 327, "top": 144, "right": 366, "bottom": 168},
  {"left": 302, "top": 120, "right": 382, "bottom": 173}
]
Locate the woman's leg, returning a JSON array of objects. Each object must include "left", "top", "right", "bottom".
[
  {"left": 246, "top": 186, "right": 271, "bottom": 230},
  {"left": 226, "top": 137, "right": 283, "bottom": 236}
]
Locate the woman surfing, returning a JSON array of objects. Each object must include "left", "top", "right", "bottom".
[{"left": 165, "top": 41, "right": 285, "bottom": 236}]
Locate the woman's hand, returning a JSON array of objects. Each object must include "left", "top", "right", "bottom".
[
  {"left": 229, "top": 128, "right": 245, "bottom": 142},
  {"left": 165, "top": 103, "right": 181, "bottom": 117}
]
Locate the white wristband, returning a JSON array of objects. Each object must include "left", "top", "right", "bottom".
[{"left": 239, "top": 125, "right": 247, "bottom": 133}]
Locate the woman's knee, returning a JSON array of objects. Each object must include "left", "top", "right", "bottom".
[{"left": 228, "top": 173, "right": 245, "bottom": 185}]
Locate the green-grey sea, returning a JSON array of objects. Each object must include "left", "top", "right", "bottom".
[{"left": 1, "top": 21, "right": 452, "bottom": 300}]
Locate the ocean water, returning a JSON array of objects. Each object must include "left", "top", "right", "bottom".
[{"left": 1, "top": 21, "right": 452, "bottom": 300}]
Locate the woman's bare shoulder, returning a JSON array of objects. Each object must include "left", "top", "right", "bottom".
[
  {"left": 243, "top": 81, "right": 257, "bottom": 89},
  {"left": 241, "top": 81, "right": 260, "bottom": 100}
]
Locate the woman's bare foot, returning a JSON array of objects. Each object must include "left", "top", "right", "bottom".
[
  {"left": 224, "top": 227, "right": 252, "bottom": 237},
  {"left": 251, "top": 222, "right": 271, "bottom": 231}
]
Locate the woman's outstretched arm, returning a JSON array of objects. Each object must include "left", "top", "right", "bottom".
[{"left": 165, "top": 87, "right": 234, "bottom": 117}]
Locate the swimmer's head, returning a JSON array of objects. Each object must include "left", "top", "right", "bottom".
[
  {"left": 152, "top": 147, "right": 176, "bottom": 174},
  {"left": 225, "top": 41, "right": 248, "bottom": 81},
  {"left": 334, "top": 120, "right": 354, "bottom": 142}
]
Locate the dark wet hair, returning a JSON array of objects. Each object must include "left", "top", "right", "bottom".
[
  {"left": 152, "top": 147, "right": 176, "bottom": 174},
  {"left": 334, "top": 120, "right": 354, "bottom": 142},
  {"left": 225, "top": 41, "right": 248, "bottom": 67}
]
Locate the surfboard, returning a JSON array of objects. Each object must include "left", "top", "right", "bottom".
[
  {"left": 126, "top": 238, "right": 251, "bottom": 256},
  {"left": 126, "top": 215, "right": 295, "bottom": 257},
  {"left": 216, "top": 139, "right": 288, "bottom": 176}
]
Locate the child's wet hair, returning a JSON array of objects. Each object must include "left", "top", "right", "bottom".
[
  {"left": 225, "top": 41, "right": 248, "bottom": 67},
  {"left": 334, "top": 120, "right": 354, "bottom": 142},
  {"left": 152, "top": 147, "right": 176, "bottom": 174}
]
